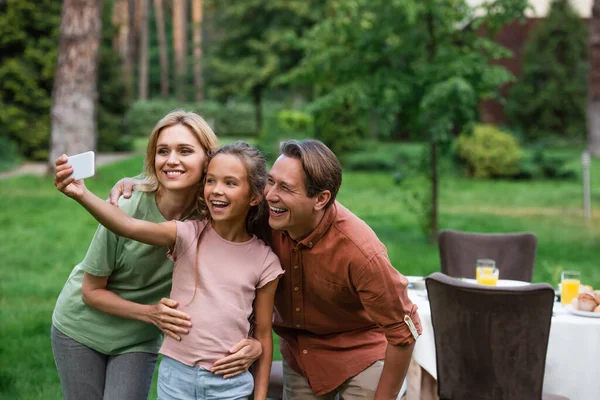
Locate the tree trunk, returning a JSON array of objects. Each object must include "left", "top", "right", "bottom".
[
  {"left": 129, "top": 0, "right": 140, "bottom": 61},
  {"left": 192, "top": 0, "right": 204, "bottom": 101},
  {"left": 153, "top": 0, "right": 169, "bottom": 97},
  {"left": 429, "top": 141, "right": 439, "bottom": 244},
  {"left": 50, "top": 0, "right": 103, "bottom": 168},
  {"left": 253, "top": 87, "right": 263, "bottom": 134},
  {"left": 588, "top": 0, "right": 600, "bottom": 156},
  {"left": 112, "top": 0, "right": 134, "bottom": 99},
  {"left": 369, "top": 110, "right": 378, "bottom": 139},
  {"left": 426, "top": 0, "right": 439, "bottom": 243},
  {"left": 173, "top": 0, "right": 188, "bottom": 101},
  {"left": 138, "top": 0, "right": 149, "bottom": 100}
]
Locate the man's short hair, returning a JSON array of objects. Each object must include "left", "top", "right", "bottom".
[{"left": 280, "top": 139, "right": 342, "bottom": 208}]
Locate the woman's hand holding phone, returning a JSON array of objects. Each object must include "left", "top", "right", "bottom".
[{"left": 54, "top": 154, "right": 88, "bottom": 199}]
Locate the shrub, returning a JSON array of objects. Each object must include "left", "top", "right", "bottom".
[
  {"left": 344, "top": 152, "right": 396, "bottom": 172},
  {"left": 314, "top": 103, "right": 365, "bottom": 156},
  {"left": 515, "top": 149, "right": 578, "bottom": 180},
  {"left": 256, "top": 109, "right": 314, "bottom": 161},
  {"left": 0, "top": 136, "right": 22, "bottom": 171},
  {"left": 344, "top": 141, "right": 423, "bottom": 172},
  {"left": 456, "top": 124, "right": 522, "bottom": 179}
]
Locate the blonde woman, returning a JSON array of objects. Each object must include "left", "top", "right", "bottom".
[{"left": 51, "top": 111, "right": 261, "bottom": 400}]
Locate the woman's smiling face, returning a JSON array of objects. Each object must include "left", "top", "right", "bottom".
[{"left": 154, "top": 124, "right": 207, "bottom": 192}]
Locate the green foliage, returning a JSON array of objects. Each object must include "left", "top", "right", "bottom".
[
  {"left": 517, "top": 148, "right": 578, "bottom": 180},
  {"left": 345, "top": 152, "right": 397, "bottom": 172},
  {"left": 206, "top": 0, "right": 324, "bottom": 117},
  {"left": 281, "top": 0, "right": 528, "bottom": 240},
  {"left": 0, "top": 0, "right": 61, "bottom": 160},
  {"left": 344, "top": 141, "right": 422, "bottom": 172},
  {"left": 126, "top": 99, "right": 282, "bottom": 139},
  {"left": 314, "top": 103, "right": 365, "bottom": 155},
  {"left": 456, "top": 124, "right": 522, "bottom": 178},
  {"left": 0, "top": 0, "right": 130, "bottom": 161},
  {"left": 506, "top": 0, "right": 588, "bottom": 139},
  {"left": 282, "top": 0, "right": 527, "bottom": 150},
  {"left": 256, "top": 109, "right": 314, "bottom": 161},
  {"left": 0, "top": 136, "right": 22, "bottom": 172}
]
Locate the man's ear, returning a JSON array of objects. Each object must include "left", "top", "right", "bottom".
[{"left": 314, "top": 190, "right": 331, "bottom": 211}]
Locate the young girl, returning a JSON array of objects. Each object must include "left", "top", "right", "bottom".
[{"left": 55, "top": 141, "right": 283, "bottom": 400}]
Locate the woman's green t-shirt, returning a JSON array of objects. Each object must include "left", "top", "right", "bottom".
[{"left": 52, "top": 191, "right": 174, "bottom": 355}]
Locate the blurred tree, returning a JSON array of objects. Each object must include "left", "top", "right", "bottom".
[
  {"left": 97, "top": 2, "right": 131, "bottom": 153},
  {"left": 207, "top": 0, "right": 325, "bottom": 133},
  {"left": 173, "top": 0, "right": 188, "bottom": 101},
  {"left": 112, "top": 0, "right": 137, "bottom": 100},
  {"left": 0, "top": 0, "right": 128, "bottom": 161},
  {"left": 49, "top": 0, "right": 103, "bottom": 166},
  {"left": 283, "top": 0, "right": 527, "bottom": 242},
  {"left": 589, "top": 0, "right": 600, "bottom": 156},
  {"left": 153, "top": 0, "right": 170, "bottom": 97},
  {"left": 192, "top": 0, "right": 205, "bottom": 101},
  {"left": 138, "top": 0, "right": 149, "bottom": 100},
  {"left": 507, "top": 0, "right": 588, "bottom": 140}
]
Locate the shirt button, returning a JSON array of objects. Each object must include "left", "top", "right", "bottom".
[
  {"left": 293, "top": 265, "right": 299, "bottom": 270},
  {"left": 293, "top": 248, "right": 299, "bottom": 253},
  {"left": 296, "top": 307, "right": 300, "bottom": 311},
  {"left": 296, "top": 324, "right": 301, "bottom": 328},
  {"left": 294, "top": 287, "right": 299, "bottom": 291},
  {"left": 303, "top": 350, "right": 308, "bottom": 355},
  {"left": 308, "top": 241, "right": 313, "bottom": 247}
]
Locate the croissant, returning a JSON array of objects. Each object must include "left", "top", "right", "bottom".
[
  {"left": 577, "top": 293, "right": 597, "bottom": 312},
  {"left": 595, "top": 304, "right": 600, "bottom": 313},
  {"left": 594, "top": 290, "right": 600, "bottom": 305}
]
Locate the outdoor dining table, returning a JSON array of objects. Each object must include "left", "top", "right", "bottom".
[{"left": 405, "top": 278, "right": 600, "bottom": 400}]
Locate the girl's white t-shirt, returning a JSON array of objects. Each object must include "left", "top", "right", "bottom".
[{"left": 161, "top": 220, "right": 283, "bottom": 368}]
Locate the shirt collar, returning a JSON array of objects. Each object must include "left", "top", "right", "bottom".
[{"left": 286, "top": 202, "right": 338, "bottom": 249}]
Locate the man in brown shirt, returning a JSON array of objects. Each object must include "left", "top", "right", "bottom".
[{"left": 265, "top": 140, "right": 421, "bottom": 399}]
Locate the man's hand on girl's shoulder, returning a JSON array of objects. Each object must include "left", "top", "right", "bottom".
[{"left": 107, "top": 178, "right": 137, "bottom": 206}]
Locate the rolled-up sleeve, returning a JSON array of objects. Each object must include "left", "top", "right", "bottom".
[{"left": 353, "top": 251, "right": 422, "bottom": 346}]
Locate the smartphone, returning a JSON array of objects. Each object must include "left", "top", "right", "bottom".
[{"left": 67, "top": 151, "right": 95, "bottom": 180}]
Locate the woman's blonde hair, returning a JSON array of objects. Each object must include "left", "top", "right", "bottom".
[{"left": 138, "top": 110, "right": 219, "bottom": 192}]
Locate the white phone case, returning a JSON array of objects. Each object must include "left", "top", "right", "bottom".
[{"left": 67, "top": 151, "right": 95, "bottom": 180}]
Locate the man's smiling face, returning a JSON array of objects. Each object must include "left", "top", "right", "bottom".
[{"left": 264, "top": 155, "right": 320, "bottom": 240}]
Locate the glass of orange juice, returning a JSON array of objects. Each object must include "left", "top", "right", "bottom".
[
  {"left": 477, "top": 266, "right": 499, "bottom": 286},
  {"left": 476, "top": 259, "right": 496, "bottom": 281},
  {"left": 560, "top": 270, "right": 581, "bottom": 305}
]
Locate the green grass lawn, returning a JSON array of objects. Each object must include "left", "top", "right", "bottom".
[{"left": 1, "top": 145, "right": 599, "bottom": 399}]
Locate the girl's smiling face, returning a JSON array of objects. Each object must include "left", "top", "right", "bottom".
[
  {"left": 154, "top": 124, "right": 207, "bottom": 192},
  {"left": 204, "top": 153, "right": 258, "bottom": 224}
]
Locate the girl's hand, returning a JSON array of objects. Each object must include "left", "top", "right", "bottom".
[
  {"left": 210, "top": 338, "right": 263, "bottom": 378},
  {"left": 54, "top": 154, "right": 86, "bottom": 198},
  {"left": 147, "top": 298, "right": 192, "bottom": 341}
]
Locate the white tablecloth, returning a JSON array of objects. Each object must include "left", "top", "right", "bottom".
[{"left": 409, "top": 289, "right": 600, "bottom": 400}]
